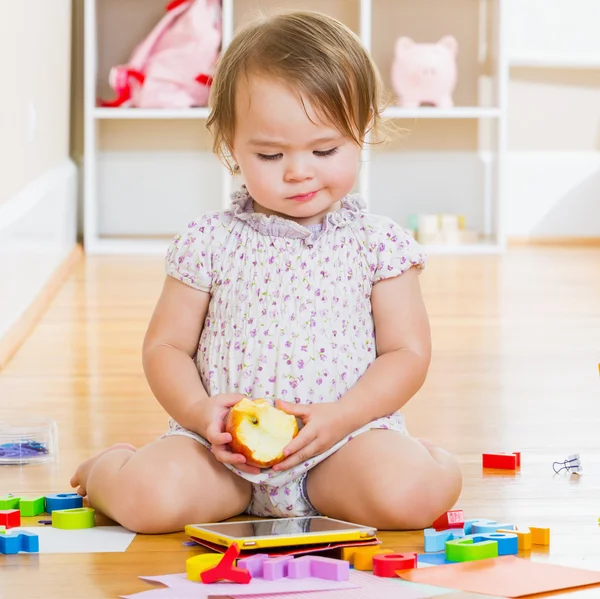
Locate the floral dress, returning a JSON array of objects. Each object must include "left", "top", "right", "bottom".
[{"left": 164, "top": 187, "right": 426, "bottom": 517}]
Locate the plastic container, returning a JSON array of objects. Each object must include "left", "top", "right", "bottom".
[{"left": 0, "top": 419, "right": 58, "bottom": 465}]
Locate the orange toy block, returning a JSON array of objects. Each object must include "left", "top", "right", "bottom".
[
  {"left": 353, "top": 547, "right": 394, "bottom": 571},
  {"left": 497, "top": 527, "right": 532, "bottom": 551},
  {"left": 530, "top": 527, "right": 550, "bottom": 546}
]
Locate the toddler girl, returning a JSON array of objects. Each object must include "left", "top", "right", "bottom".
[{"left": 71, "top": 10, "right": 462, "bottom": 534}]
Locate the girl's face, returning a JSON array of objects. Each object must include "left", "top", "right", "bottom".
[{"left": 231, "top": 74, "right": 361, "bottom": 226}]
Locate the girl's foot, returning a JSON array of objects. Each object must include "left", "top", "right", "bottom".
[{"left": 70, "top": 443, "right": 136, "bottom": 497}]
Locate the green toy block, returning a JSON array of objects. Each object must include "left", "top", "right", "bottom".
[
  {"left": 0, "top": 526, "right": 6, "bottom": 534},
  {"left": 0, "top": 495, "right": 21, "bottom": 510},
  {"left": 19, "top": 496, "right": 46, "bottom": 517},
  {"left": 52, "top": 507, "right": 95, "bottom": 530},
  {"left": 446, "top": 537, "right": 498, "bottom": 563}
]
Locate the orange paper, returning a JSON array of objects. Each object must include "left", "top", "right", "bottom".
[{"left": 398, "top": 556, "right": 600, "bottom": 597}]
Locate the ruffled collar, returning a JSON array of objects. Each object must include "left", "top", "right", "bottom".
[{"left": 229, "top": 186, "right": 366, "bottom": 239}]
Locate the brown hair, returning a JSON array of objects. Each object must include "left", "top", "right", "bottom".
[{"left": 207, "top": 10, "right": 385, "bottom": 172}]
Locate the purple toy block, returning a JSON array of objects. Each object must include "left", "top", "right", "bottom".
[
  {"left": 287, "top": 556, "right": 313, "bottom": 579},
  {"left": 308, "top": 556, "right": 350, "bottom": 581},
  {"left": 263, "top": 556, "right": 294, "bottom": 580},
  {"left": 237, "top": 554, "right": 269, "bottom": 577}
]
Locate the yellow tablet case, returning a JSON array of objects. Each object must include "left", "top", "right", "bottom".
[{"left": 185, "top": 517, "right": 377, "bottom": 550}]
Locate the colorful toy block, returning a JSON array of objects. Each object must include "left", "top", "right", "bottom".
[
  {"left": 305, "top": 556, "right": 350, "bottom": 581},
  {"left": 373, "top": 553, "right": 417, "bottom": 577},
  {"left": 530, "top": 527, "right": 550, "bottom": 546},
  {"left": 44, "top": 493, "right": 83, "bottom": 514},
  {"left": 0, "top": 510, "right": 20, "bottom": 529},
  {"left": 340, "top": 544, "right": 382, "bottom": 564},
  {"left": 200, "top": 543, "right": 251, "bottom": 584},
  {"left": 445, "top": 537, "right": 498, "bottom": 562},
  {"left": 288, "top": 556, "right": 313, "bottom": 579},
  {"left": 353, "top": 548, "right": 394, "bottom": 571},
  {"left": 19, "top": 496, "right": 46, "bottom": 517},
  {"left": 482, "top": 452, "right": 520, "bottom": 470},
  {"left": 52, "top": 507, "right": 95, "bottom": 530},
  {"left": 424, "top": 527, "right": 464, "bottom": 552},
  {"left": 417, "top": 552, "right": 453, "bottom": 566},
  {"left": 186, "top": 553, "right": 225, "bottom": 582},
  {"left": 471, "top": 519, "right": 515, "bottom": 534},
  {"left": 263, "top": 556, "right": 294, "bottom": 580},
  {"left": 478, "top": 532, "right": 518, "bottom": 556},
  {"left": 497, "top": 527, "right": 532, "bottom": 551},
  {"left": 432, "top": 509, "right": 464, "bottom": 531},
  {"left": 237, "top": 554, "right": 269, "bottom": 577},
  {"left": 0, "top": 495, "right": 21, "bottom": 510},
  {"left": 0, "top": 530, "right": 39, "bottom": 554},
  {"left": 0, "top": 526, "right": 6, "bottom": 535}
]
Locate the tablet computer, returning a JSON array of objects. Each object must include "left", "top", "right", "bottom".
[{"left": 185, "top": 516, "right": 377, "bottom": 550}]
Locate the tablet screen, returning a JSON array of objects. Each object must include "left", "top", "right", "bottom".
[{"left": 195, "top": 517, "right": 373, "bottom": 539}]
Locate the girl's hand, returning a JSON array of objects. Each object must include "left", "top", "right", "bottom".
[
  {"left": 193, "top": 394, "right": 262, "bottom": 475},
  {"left": 271, "top": 400, "right": 352, "bottom": 472}
]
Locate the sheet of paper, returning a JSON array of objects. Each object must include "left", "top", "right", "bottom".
[
  {"left": 20, "top": 525, "right": 136, "bottom": 553},
  {"left": 398, "top": 555, "right": 600, "bottom": 597}
]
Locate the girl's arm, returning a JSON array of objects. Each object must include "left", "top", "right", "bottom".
[
  {"left": 337, "top": 266, "right": 432, "bottom": 430},
  {"left": 142, "top": 275, "right": 212, "bottom": 435}
]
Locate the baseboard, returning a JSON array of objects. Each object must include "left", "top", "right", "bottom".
[
  {"left": 508, "top": 236, "right": 600, "bottom": 247},
  {"left": 0, "top": 245, "right": 82, "bottom": 370},
  {"left": 0, "top": 158, "right": 79, "bottom": 370}
]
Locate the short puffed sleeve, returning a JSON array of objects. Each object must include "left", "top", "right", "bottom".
[
  {"left": 364, "top": 215, "right": 426, "bottom": 283},
  {"left": 165, "top": 212, "right": 222, "bottom": 293}
]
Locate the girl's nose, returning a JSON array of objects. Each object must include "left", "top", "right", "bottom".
[{"left": 284, "top": 158, "right": 314, "bottom": 182}]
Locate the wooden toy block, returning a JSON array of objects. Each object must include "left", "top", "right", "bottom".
[
  {"left": 497, "top": 527, "right": 532, "bottom": 551},
  {"left": 306, "top": 556, "right": 350, "bottom": 581},
  {"left": 471, "top": 520, "right": 515, "bottom": 534},
  {"left": 19, "top": 496, "right": 46, "bottom": 517},
  {"left": 353, "top": 548, "right": 393, "bottom": 571},
  {"left": 0, "top": 530, "right": 39, "bottom": 554},
  {"left": 263, "top": 556, "right": 294, "bottom": 580},
  {"left": 373, "top": 553, "right": 417, "bottom": 577},
  {"left": 432, "top": 510, "right": 464, "bottom": 531},
  {"left": 340, "top": 544, "right": 381, "bottom": 564},
  {"left": 424, "top": 528, "right": 464, "bottom": 552},
  {"left": 463, "top": 519, "right": 478, "bottom": 535},
  {"left": 44, "top": 493, "right": 83, "bottom": 514},
  {"left": 236, "top": 554, "right": 269, "bottom": 577},
  {"left": 186, "top": 553, "right": 224, "bottom": 582},
  {"left": 0, "top": 510, "right": 20, "bottom": 529},
  {"left": 530, "top": 527, "right": 550, "bottom": 546},
  {"left": 478, "top": 532, "right": 518, "bottom": 556},
  {"left": 445, "top": 537, "right": 498, "bottom": 563},
  {"left": 482, "top": 452, "right": 520, "bottom": 469},
  {"left": 200, "top": 543, "right": 251, "bottom": 584},
  {"left": 52, "top": 507, "right": 95, "bottom": 530},
  {"left": 0, "top": 495, "right": 21, "bottom": 510}
]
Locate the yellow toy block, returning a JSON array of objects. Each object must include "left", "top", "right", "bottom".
[
  {"left": 497, "top": 528, "right": 532, "bottom": 551},
  {"left": 186, "top": 553, "right": 225, "bottom": 582},
  {"left": 354, "top": 548, "right": 393, "bottom": 571},
  {"left": 530, "top": 527, "right": 550, "bottom": 546}
]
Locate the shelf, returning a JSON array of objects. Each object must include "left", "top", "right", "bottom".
[
  {"left": 509, "top": 56, "right": 600, "bottom": 69},
  {"left": 382, "top": 106, "right": 502, "bottom": 120},
  {"left": 94, "top": 107, "right": 211, "bottom": 119}
]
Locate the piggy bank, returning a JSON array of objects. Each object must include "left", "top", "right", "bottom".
[{"left": 391, "top": 35, "right": 458, "bottom": 108}]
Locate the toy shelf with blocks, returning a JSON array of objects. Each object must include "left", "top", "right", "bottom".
[{"left": 83, "top": 0, "right": 509, "bottom": 255}]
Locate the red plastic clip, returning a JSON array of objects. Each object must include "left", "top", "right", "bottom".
[{"left": 200, "top": 543, "right": 251, "bottom": 584}]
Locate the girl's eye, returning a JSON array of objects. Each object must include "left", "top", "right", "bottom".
[
  {"left": 257, "top": 153, "right": 282, "bottom": 161},
  {"left": 314, "top": 147, "right": 339, "bottom": 157}
]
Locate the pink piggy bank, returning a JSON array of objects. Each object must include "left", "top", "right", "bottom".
[{"left": 391, "top": 35, "right": 458, "bottom": 108}]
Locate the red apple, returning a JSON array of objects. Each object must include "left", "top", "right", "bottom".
[{"left": 225, "top": 398, "right": 298, "bottom": 468}]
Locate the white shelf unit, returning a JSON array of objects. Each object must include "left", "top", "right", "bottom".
[{"left": 84, "top": 0, "right": 508, "bottom": 255}]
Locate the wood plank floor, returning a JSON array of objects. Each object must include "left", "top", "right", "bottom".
[{"left": 1, "top": 247, "right": 599, "bottom": 598}]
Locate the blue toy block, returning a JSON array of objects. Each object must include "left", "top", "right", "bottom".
[
  {"left": 44, "top": 493, "right": 82, "bottom": 514},
  {"left": 417, "top": 552, "right": 454, "bottom": 566},
  {"left": 471, "top": 519, "right": 515, "bottom": 535},
  {"left": 423, "top": 528, "right": 464, "bottom": 552},
  {"left": 479, "top": 532, "right": 518, "bottom": 556},
  {"left": 0, "top": 530, "right": 39, "bottom": 554},
  {"left": 463, "top": 519, "right": 478, "bottom": 535}
]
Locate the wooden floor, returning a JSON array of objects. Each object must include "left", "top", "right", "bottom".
[{"left": 1, "top": 247, "right": 600, "bottom": 598}]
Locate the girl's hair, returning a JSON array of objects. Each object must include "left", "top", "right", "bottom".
[{"left": 207, "top": 10, "right": 385, "bottom": 171}]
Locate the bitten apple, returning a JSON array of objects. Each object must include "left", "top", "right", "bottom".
[{"left": 225, "top": 398, "right": 298, "bottom": 468}]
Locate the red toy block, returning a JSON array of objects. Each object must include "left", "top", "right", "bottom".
[
  {"left": 432, "top": 509, "right": 464, "bottom": 531},
  {"left": 200, "top": 543, "right": 251, "bottom": 584},
  {"left": 482, "top": 452, "right": 520, "bottom": 470},
  {"left": 372, "top": 553, "right": 417, "bottom": 577},
  {"left": 0, "top": 510, "right": 20, "bottom": 529}
]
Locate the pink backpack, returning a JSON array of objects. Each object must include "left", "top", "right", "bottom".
[{"left": 100, "top": 0, "right": 222, "bottom": 109}]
